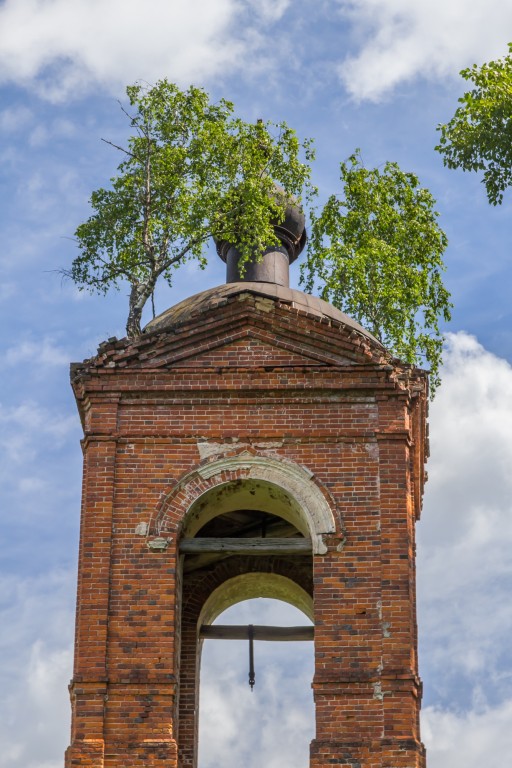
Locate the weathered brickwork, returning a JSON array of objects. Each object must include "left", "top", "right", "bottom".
[{"left": 66, "top": 289, "right": 428, "bottom": 768}]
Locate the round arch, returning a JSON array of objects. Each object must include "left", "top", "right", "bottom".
[
  {"left": 157, "top": 451, "right": 337, "bottom": 554},
  {"left": 199, "top": 573, "right": 314, "bottom": 628},
  {"left": 175, "top": 454, "right": 322, "bottom": 768}
]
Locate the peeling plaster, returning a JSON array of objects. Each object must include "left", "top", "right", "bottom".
[
  {"left": 135, "top": 522, "right": 149, "bottom": 536},
  {"left": 373, "top": 682, "right": 383, "bottom": 699},
  {"left": 365, "top": 442, "right": 379, "bottom": 460},
  {"left": 147, "top": 537, "right": 172, "bottom": 551},
  {"left": 196, "top": 440, "right": 284, "bottom": 461},
  {"left": 196, "top": 441, "right": 249, "bottom": 460}
]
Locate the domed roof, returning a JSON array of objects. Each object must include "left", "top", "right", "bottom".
[{"left": 144, "top": 281, "right": 382, "bottom": 348}]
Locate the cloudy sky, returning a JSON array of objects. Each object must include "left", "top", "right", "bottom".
[{"left": 1, "top": 1, "right": 512, "bottom": 767}]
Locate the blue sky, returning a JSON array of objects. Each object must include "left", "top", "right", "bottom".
[{"left": 1, "top": 1, "right": 512, "bottom": 766}]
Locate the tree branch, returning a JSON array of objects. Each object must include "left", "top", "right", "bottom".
[
  {"left": 100, "top": 138, "right": 134, "bottom": 158},
  {"left": 141, "top": 132, "right": 155, "bottom": 266}
]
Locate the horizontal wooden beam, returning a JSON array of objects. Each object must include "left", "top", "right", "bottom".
[
  {"left": 180, "top": 537, "right": 312, "bottom": 555},
  {"left": 200, "top": 624, "right": 314, "bottom": 641}
]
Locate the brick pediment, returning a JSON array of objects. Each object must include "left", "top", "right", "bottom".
[
  {"left": 77, "top": 288, "right": 389, "bottom": 374},
  {"left": 180, "top": 334, "right": 323, "bottom": 367},
  {"left": 146, "top": 328, "right": 356, "bottom": 369}
]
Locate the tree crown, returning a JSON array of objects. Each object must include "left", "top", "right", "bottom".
[
  {"left": 301, "top": 152, "right": 452, "bottom": 393},
  {"left": 436, "top": 43, "right": 512, "bottom": 205},
  {"left": 72, "top": 80, "right": 315, "bottom": 337},
  {"left": 71, "top": 83, "right": 451, "bottom": 395}
]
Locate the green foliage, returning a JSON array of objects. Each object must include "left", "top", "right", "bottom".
[
  {"left": 72, "top": 82, "right": 451, "bottom": 395},
  {"left": 301, "top": 152, "right": 451, "bottom": 393},
  {"left": 436, "top": 43, "right": 512, "bottom": 205},
  {"left": 72, "top": 79, "right": 315, "bottom": 337}
]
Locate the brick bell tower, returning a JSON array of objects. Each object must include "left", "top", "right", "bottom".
[{"left": 65, "top": 195, "right": 429, "bottom": 768}]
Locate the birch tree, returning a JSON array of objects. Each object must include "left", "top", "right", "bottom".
[{"left": 71, "top": 80, "right": 315, "bottom": 337}]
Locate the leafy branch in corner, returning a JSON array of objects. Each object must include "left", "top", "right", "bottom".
[{"left": 436, "top": 42, "right": 512, "bottom": 205}]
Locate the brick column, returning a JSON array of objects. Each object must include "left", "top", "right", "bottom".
[
  {"left": 311, "top": 523, "right": 385, "bottom": 767},
  {"left": 102, "top": 535, "right": 179, "bottom": 768},
  {"left": 65, "top": 432, "right": 117, "bottom": 768},
  {"left": 377, "top": 430, "right": 425, "bottom": 768}
]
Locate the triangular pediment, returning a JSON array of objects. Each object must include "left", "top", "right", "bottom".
[
  {"left": 81, "top": 288, "right": 387, "bottom": 373},
  {"left": 149, "top": 328, "right": 354, "bottom": 368}
]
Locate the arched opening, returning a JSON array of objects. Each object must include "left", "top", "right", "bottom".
[
  {"left": 198, "top": 597, "right": 315, "bottom": 768},
  {"left": 181, "top": 478, "right": 312, "bottom": 539},
  {"left": 177, "top": 473, "right": 319, "bottom": 768}
]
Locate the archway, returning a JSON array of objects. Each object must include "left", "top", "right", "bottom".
[
  {"left": 198, "top": 597, "right": 315, "bottom": 768},
  {"left": 176, "top": 467, "right": 324, "bottom": 768},
  {"left": 154, "top": 451, "right": 338, "bottom": 554}
]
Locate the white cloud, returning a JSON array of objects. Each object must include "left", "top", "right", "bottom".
[
  {"left": 0, "top": 400, "right": 74, "bottom": 435},
  {"left": 0, "top": 0, "right": 289, "bottom": 101},
  {"left": 0, "top": 105, "right": 33, "bottom": 132},
  {"left": 422, "top": 699, "right": 512, "bottom": 768},
  {"left": 336, "top": 0, "right": 512, "bottom": 100},
  {"left": 418, "top": 332, "right": 512, "bottom": 704},
  {"left": 247, "top": 0, "right": 290, "bottom": 23},
  {"left": 3, "top": 337, "right": 70, "bottom": 367},
  {"left": 15, "top": 165, "right": 85, "bottom": 217},
  {"left": 0, "top": 372, "right": 80, "bottom": 525},
  {"left": 0, "top": 571, "right": 74, "bottom": 768},
  {"left": 0, "top": 401, "right": 76, "bottom": 465},
  {"left": 28, "top": 118, "right": 77, "bottom": 147}
]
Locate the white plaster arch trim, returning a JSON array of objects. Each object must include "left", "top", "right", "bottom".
[
  {"left": 199, "top": 573, "right": 314, "bottom": 627},
  {"left": 183, "top": 451, "right": 336, "bottom": 554}
]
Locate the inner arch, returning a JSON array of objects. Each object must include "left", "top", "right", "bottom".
[{"left": 199, "top": 573, "right": 314, "bottom": 627}]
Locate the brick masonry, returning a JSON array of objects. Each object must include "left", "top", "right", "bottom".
[{"left": 65, "top": 289, "right": 428, "bottom": 768}]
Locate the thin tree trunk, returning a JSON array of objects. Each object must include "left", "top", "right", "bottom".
[
  {"left": 126, "top": 280, "right": 155, "bottom": 338},
  {"left": 124, "top": 240, "right": 200, "bottom": 338}
]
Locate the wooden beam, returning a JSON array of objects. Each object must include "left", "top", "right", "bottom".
[
  {"left": 200, "top": 624, "right": 314, "bottom": 641},
  {"left": 180, "top": 537, "right": 312, "bottom": 555}
]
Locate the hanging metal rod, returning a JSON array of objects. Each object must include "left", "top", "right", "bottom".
[
  {"left": 248, "top": 624, "right": 255, "bottom": 691},
  {"left": 199, "top": 624, "right": 314, "bottom": 641}
]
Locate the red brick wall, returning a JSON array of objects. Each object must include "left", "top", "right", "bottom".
[{"left": 66, "top": 292, "right": 428, "bottom": 768}]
